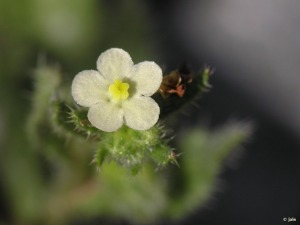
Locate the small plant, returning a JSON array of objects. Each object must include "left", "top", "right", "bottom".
[{"left": 22, "top": 48, "right": 251, "bottom": 225}]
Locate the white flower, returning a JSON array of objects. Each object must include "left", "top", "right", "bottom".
[{"left": 71, "top": 48, "right": 162, "bottom": 132}]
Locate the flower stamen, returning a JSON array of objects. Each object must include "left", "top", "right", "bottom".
[{"left": 109, "top": 79, "right": 130, "bottom": 101}]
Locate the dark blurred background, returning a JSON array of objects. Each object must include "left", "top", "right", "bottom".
[
  {"left": 1, "top": 0, "right": 300, "bottom": 225},
  {"left": 147, "top": 1, "right": 300, "bottom": 225}
]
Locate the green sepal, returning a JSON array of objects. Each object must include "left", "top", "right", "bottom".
[
  {"left": 199, "top": 65, "right": 213, "bottom": 91},
  {"left": 50, "top": 100, "right": 103, "bottom": 140},
  {"left": 93, "top": 125, "right": 174, "bottom": 173},
  {"left": 94, "top": 146, "right": 109, "bottom": 168}
]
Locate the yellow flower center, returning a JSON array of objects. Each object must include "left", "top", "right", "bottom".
[{"left": 108, "top": 79, "right": 130, "bottom": 101}]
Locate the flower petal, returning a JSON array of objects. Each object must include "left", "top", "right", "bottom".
[
  {"left": 88, "top": 101, "right": 124, "bottom": 132},
  {"left": 97, "top": 48, "right": 133, "bottom": 82},
  {"left": 130, "top": 61, "right": 162, "bottom": 96},
  {"left": 71, "top": 70, "right": 109, "bottom": 107},
  {"left": 123, "top": 96, "right": 160, "bottom": 130}
]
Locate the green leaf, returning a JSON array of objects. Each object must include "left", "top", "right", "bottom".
[{"left": 168, "top": 122, "right": 252, "bottom": 218}]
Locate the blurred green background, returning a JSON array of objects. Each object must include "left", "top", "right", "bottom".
[{"left": 0, "top": 1, "right": 155, "bottom": 222}]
